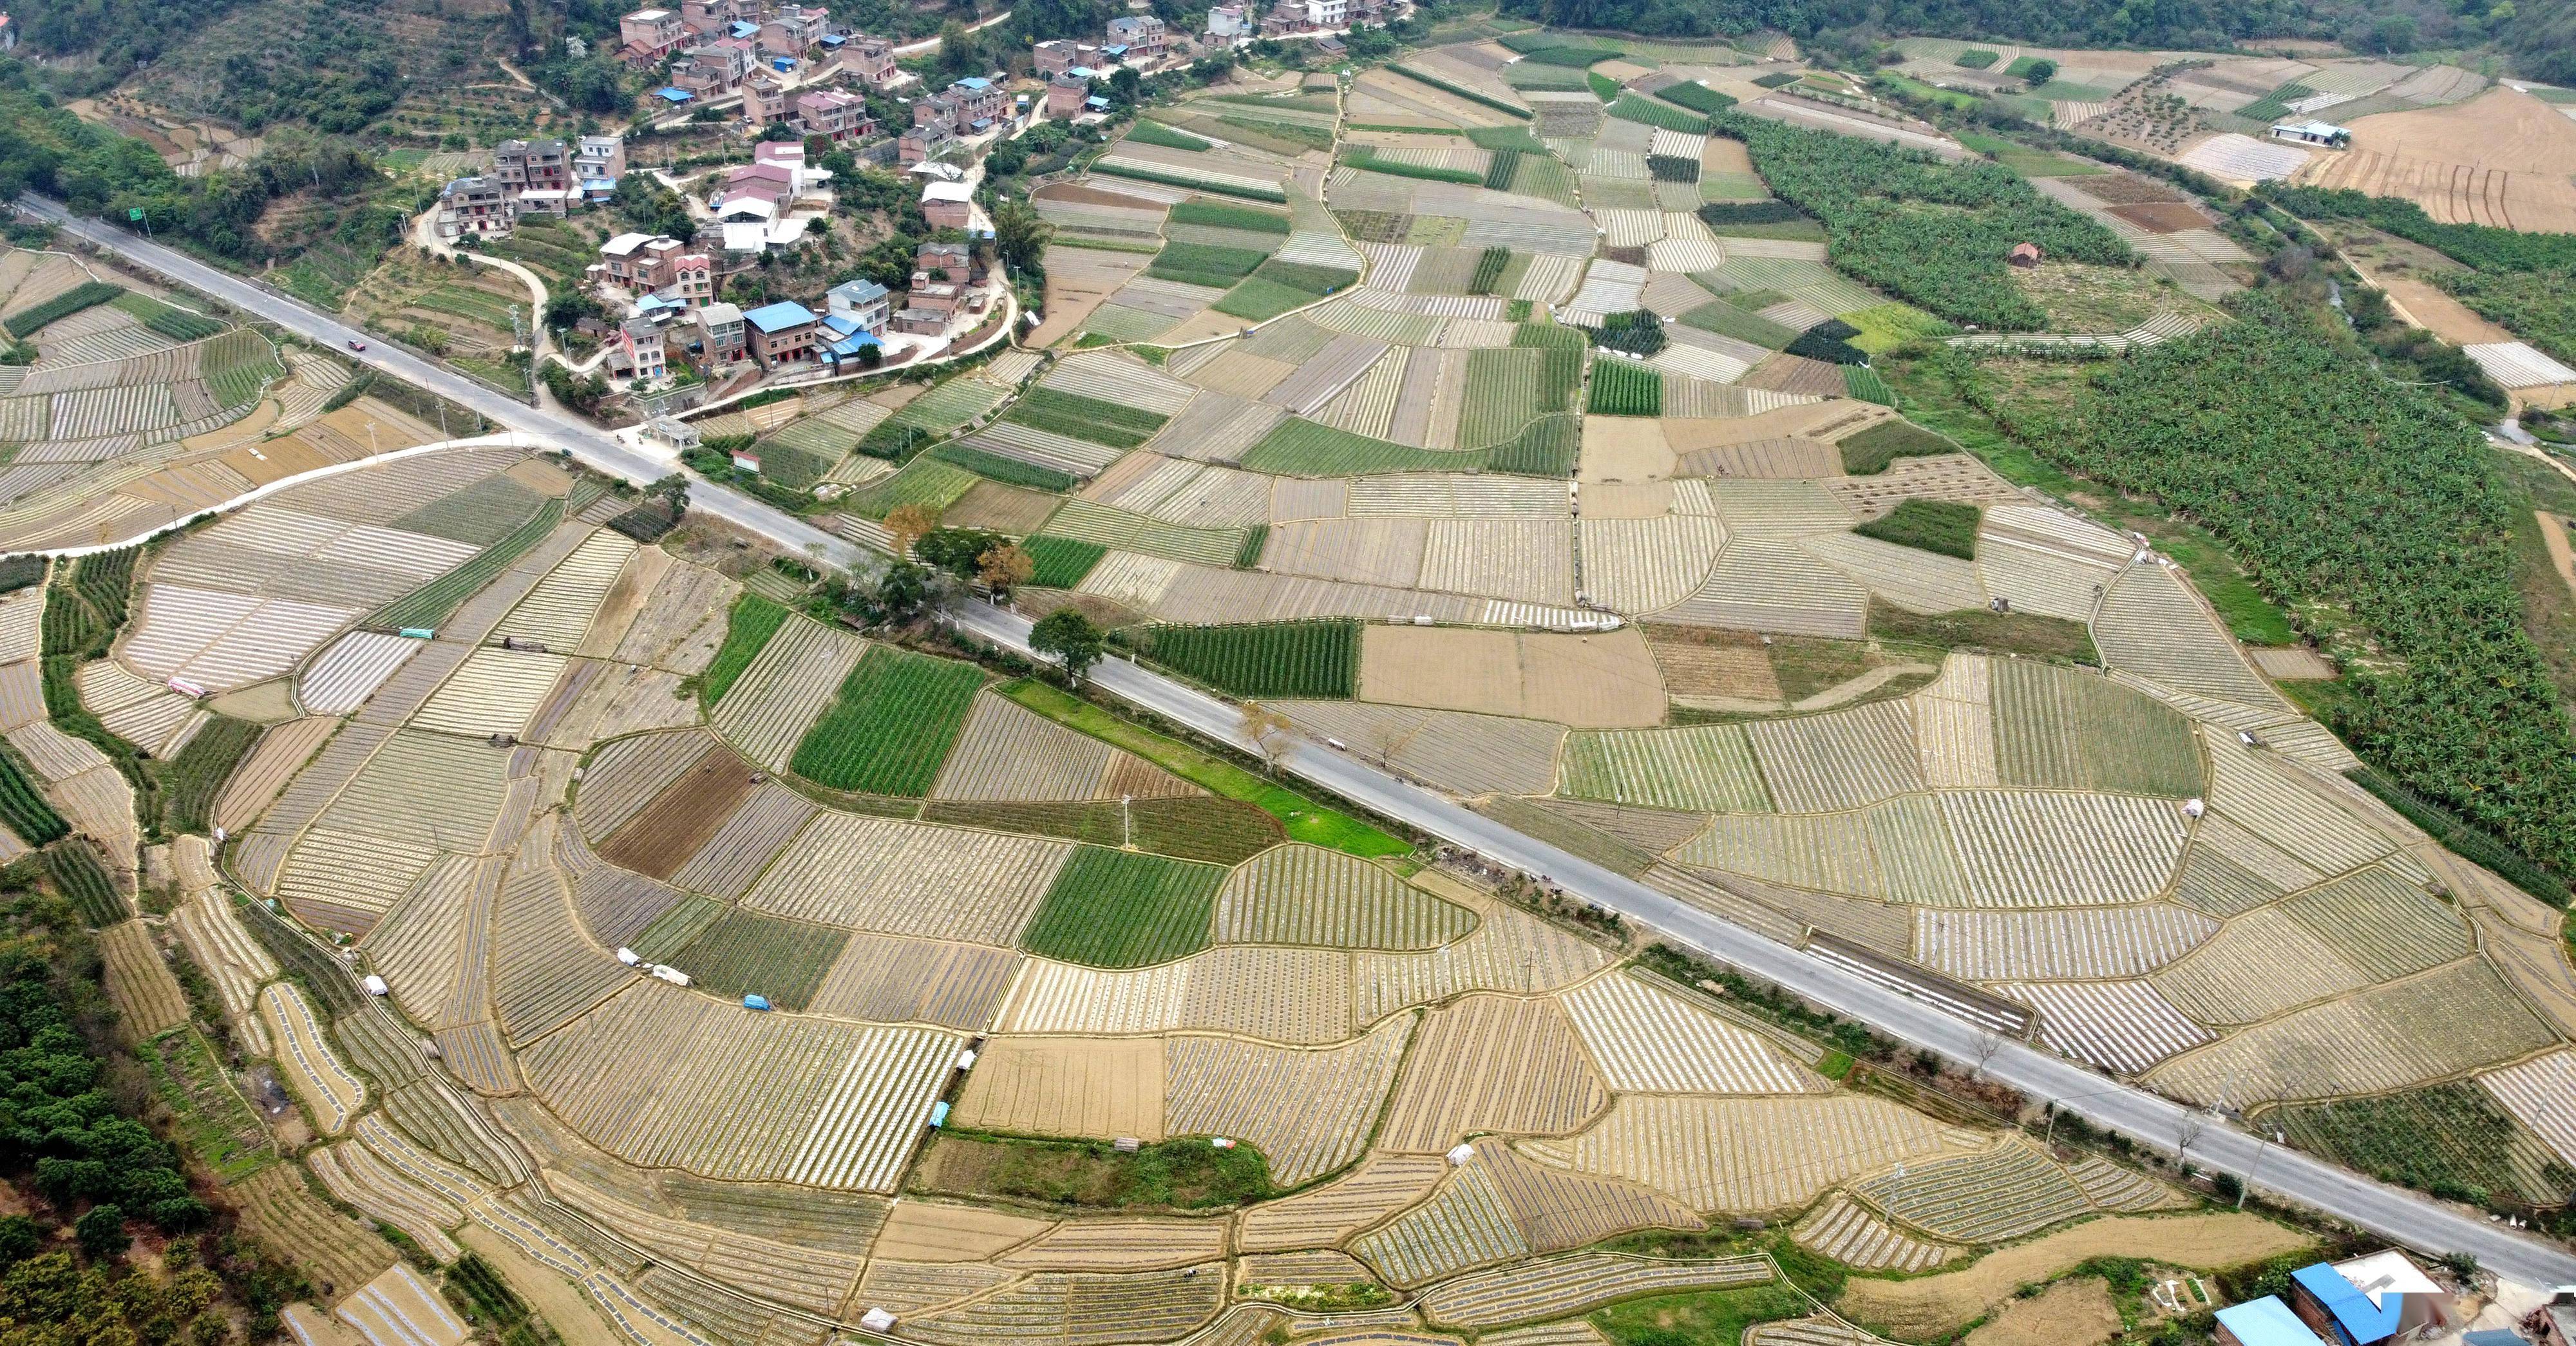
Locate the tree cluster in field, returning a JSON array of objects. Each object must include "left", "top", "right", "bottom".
[
  {"left": 2262, "top": 184, "right": 2576, "bottom": 371},
  {"left": 1589, "top": 308, "right": 1668, "bottom": 357},
  {"left": 1978, "top": 291, "right": 2576, "bottom": 877},
  {"left": 1714, "top": 111, "right": 2130, "bottom": 331}
]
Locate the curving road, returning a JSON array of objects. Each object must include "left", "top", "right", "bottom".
[{"left": 24, "top": 191, "right": 2576, "bottom": 1288}]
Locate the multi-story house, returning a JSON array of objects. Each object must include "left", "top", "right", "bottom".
[
  {"left": 899, "top": 120, "right": 956, "bottom": 166},
  {"left": 793, "top": 88, "right": 871, "bottom": 142},
  {"left": 1105, "top": 14, "right": 1167, "bottom": 60},
  {"left": 598, "top": 232, "right": 665, "bottom": 289},
  {"left": 837, "top": 33, "right": 898, "bottom": 84},
  {"left": 679, "top": 0, "right": 754, "bottom": 37},
  {"left": 618, "top": 8, "right": 688, "bottom": 62},
  {"left": 496, "top": 138, "right": 574, "bottom": 216},
  {"left": 693, "top": 301, "right": 747, "bottom": 365},
  {"left": 609, "top": 318, "right": 670, "bottom": 383},
  {"left": 434, "top": 175, "right": 513, "bottom": 240},
  {"left": 743, "top": 73, "right": 788, "bottom": 127},
  {"left": 1034, "top": 39, "right": 1106, "bottom": 75},
  {"left": 670, "top": 37, "right": 754, "bottom": 94},
  {"left": 757, "top": 5, "right": 830, "bottom": 57},
  {"left": 669, "top": 252, "right": 714, "bottom": 307},
  {"left": 826, "top": 278, "right": 891, "bottom": 332},
  {"left": 575, "top": 134, "right": 627, "bottom": 185},
  {"left": 1046, "top": 71, "right": 1092, "bottom": 118},
  {"left": 1206, "top": 3, "right": 1248, "bottom": 38},
  {"left": 743, "top": 301, "right": 822, "bottom": 368},
  {"left": 914, "top": 241, "right": 981, "bottom": 285},
  {"left": 947, "top": 75, "right": 1009, "bottom": 126}
]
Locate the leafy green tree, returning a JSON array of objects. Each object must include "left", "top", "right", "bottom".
[
  {"left": 867, "top": 562, "right": 931, "bottom": 624},
  {"left": 2021, "top": 57, "right": 2057, "bottom": 86},
  {"left": 914, "top": 527, "right": 1009, "bottom": 581},
  {"left": 990, "top": 198, "right": 1052, "bottom": 280},
  {"left": 73, "top": 1206, "right": 123, "bottom": 1260},
  {"left": 1030, "top": 610, "right": 1106, "bottom": 683}
]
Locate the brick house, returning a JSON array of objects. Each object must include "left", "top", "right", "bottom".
[
  {"left": 914, "top": 241, "right": 981, "bottom": 285},
  {"left": 743, "top": 73, "right": 788, "bottom": 127},
  {"left": 435, "top": 176, "right": 513, "bottom": 240},
  {"left": 497, "top": 138, "right": 574, "bottom": 216},
  {"left": 899, "top": 120, "right": 956, "bottom": 166},
  {"left": 574, "top": 134, "right": 627, "bottom": 203},
  {"left": 609, "top": 318, "right": 670, "bottom": 382},
  {"left": 1105, "top": 14, "right": 1167, "bottom": 60},
  {"left": 679, "top": 0, "right": 754, "bottom": 36},
  {"left": 921, "top": 178, "right": 973, "bottom": 229},
  {"left": 837, "top": 33, "right": 898, "bottom": 84},
  {"left": 889, "top": 307, "right": 947, "bottom": 336},
  {"left": 671, "top": 38, "right": 755, "bottom": 93},
  {"left": 743, "top": 300, "right": 822, "bottom": 368},
  {"left": 793, "top": 88, "right": 872, "bottom": 142},
  {"left": 1046, "top": 71, "right": 1092, "bottom": 117},
  {"left": 1034, "top": 39, "right": 1106, "bottom": 75},
  {"left": 757, "top": 5, "right": 829, "bottom": 57},
  {"left": 618, "top": 8, "right": 688, "bottom": 62},
  {"left": 947, "top": 75, "right": 1009, "bottom": 125}
]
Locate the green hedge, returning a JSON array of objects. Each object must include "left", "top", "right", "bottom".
[
  {"left": 1389, "top": 64, "right": 1531, "bottom": 119},
  {"left": 4, "top": 282, "right": 125, "bottom": 339}
]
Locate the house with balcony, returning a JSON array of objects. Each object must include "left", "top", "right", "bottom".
[
  {"left": 435, "top": 175, "right": 513, "bottom": 240},
  {"left": 947, "top": 75, "right": 1010, "bottom": 126},
  {"left": 827, "top": 278, "right": 891, "bottom": 332},
  {"left": 497, "top": 138, "right": 575, "bottom": 216},
  {"left": 837, "top": 32, "right": 898, "bottom": 85},
  {"left": 608, "top": 318, "right": 670, "bottom": 383},
  {"left": 757, "top": 5, "right": 829, "bottom": 57},
  {"left": 1034, "top": 39, "right": 1106, "bottom": 75},
  {"left": 1046, "top": 71, "right": 1093, "bottom": 117},
  {"left": 670, "top": 37, "right": 755, "bottom": 93},
  {"left": 692, "top": 301, "right": 748, "bottom": 366},
  {"left": 900, "top": 119, "right": 957, "bottom": 166},
  {"left": 574, "top": 134, "right": 627, "bottom": 204},
  {"left": 794, "top": 88, "right": 872, "bottom": 142},
  {"left": 743, "top": 300, "right": 822, "bottom": 368},
  {"left": 618, "top": 7, "right": 689, "bottom": 62},
  {"left": 1105, "top": 14, "right": 1167, "bottom": 61}
]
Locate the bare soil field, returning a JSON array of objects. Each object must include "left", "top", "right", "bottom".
[
  {"left": 1836, "top": 1213, "right": 2311, "bottom": 1339},
  {"left": 1964, "top": 1277, "right": 2121, "bottom": 1346},
  {"left": 2293, "top": 87, "right": 2576, "bottom": 230},
  {"left": 2106, "top": 202, "right": 2209, "bottom": 234},
  {"left": 597, "top": 748, "right": 759, "bottom": 879},
  {"left": 1358, "top": 626, "right": 1668, "bottom": 728}
]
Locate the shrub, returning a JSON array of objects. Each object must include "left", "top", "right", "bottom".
[
  {"left": 1587, "top": 357, "right": 1662, "bottom": 415},
  {"left": 1786, "top": 319, "right": 1868, "bottom": 365},
  {"left": 1591, "top": 308, "right": 1667, "bottom": 357}
]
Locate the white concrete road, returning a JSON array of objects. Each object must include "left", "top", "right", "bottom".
[{"left": 26, "top": 193, "right": 2576, "bottom": 1286}]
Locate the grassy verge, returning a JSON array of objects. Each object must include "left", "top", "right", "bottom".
[{"left": 999, "top": 679, "right": 1406, "bottom": 858}]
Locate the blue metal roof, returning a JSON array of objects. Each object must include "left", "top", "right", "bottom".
[
  {"left": 2213, "top": 1298, "right": 2325, "bottom": 1346},
  {"left": 818, "top": 33, "right": 845, "bottom": 44},
  {"left": 829, "top": 278, "right": 889, "bottom": 303},
  {"left": 828, "top": 333, "right": 882, "bottom": 357},
  {"left": 743, "top": 301, "right": 818, "bottom": 332},
  {"left": 728, "top": 21, "right": 757, "bottom": 36},
  {"left": 956, "top": 75, "right": 992, "bottom": 90},
  {"left": 2293, "top": 1265, "right": 2401, "bottom": 1345},
  {"left": 657, "top": 87, "right": 695, "bottom": 102}
]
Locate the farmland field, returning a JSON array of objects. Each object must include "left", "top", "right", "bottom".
[
  {"left": 701, "top": 594, "right": 790, "bottom": 706},
  {"left": 788, "top": 646, "right": 986, "bottom": 795},
  {"left": 1125, "top": 621, "right": 1359, "bottom": 698},
  {"left": 1020, "top": 847, "right": 1229, "bottom": 967}
]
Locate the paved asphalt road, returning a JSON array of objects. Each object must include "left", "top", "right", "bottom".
[{"left": 30, "top": 194, "right": 2576, "bottom": 1286}]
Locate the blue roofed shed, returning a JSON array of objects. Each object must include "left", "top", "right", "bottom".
[
  {"left": 657, "top": 88, "right": 695, "bottom": 102},
  {"left": 2215, "top": 1297, "right": 2326, "bottom": 1346},
  {"left": 2289, "top": 1265, "right": 2402, "bottom": 1346},
  {"left": 743, "top": 301, "right": 819, "bottom": 333}
]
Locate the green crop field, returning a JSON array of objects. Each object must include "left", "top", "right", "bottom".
[
  {"left": 5, "top": 281, "right": 124, "bottom": 339},
  {"left": 1854, "top": 498, "right": 1980, "bottom": 558},
  {"left": 202, "top": 330, "right": 285, "bottom": 409},
  {"left": 1215, "top": 276, "right": 1331, "bottom": 321},
  {"left": 1169, "top": 200, "right": 1290, "bottom": 234},
  {"left": 1839, "top": 419, "right": 1955, "bottom": 473},
  {"left": 43, "top": 840, "right": 124, "bottom": 927},
  {"left": 1127, "top": 797, "right": 1285, "bottom": 864},
  {"left": 135, "top": 1028, "right": 274, "bottom": 1183},
  {"left": 0, "top": 744, "right": 66, "bottom": 846},
  {"left": 1654, "top": 80, "right": 1737, "bottom": 115},
  {"left": 1588, "top": 357, "right": 1663, "bottom": 415},
  {"left": 1993, "top": 661, "right": 2202, "bottom": 797},
  {"left": 1242, "top": 418, "right": 1495, "bottom": 476},
  {"left": 1488, "top": 413, "right": 1581, "bottom": 477},
  {"left": 1607, "top": 92, "right": 1710, "bottom": 132},
  {"left": 370, "top": 500, "right": 564, "bottom": 632},
  {"left": 700, "top": 594, "right": 789, "bottom": 706},
  {"left": 919, "top": 799, "right": 1129, "bottom": 848},
  {"left": 1006, "top": 388, "right": 1171, "bottom": 448},
  {"left": 666, "top": 907, "right": 849, "bottom": 1012},
  {"left": 789, "top": 646, "right": 985, "bottom": 795},
  {"left": 849, "top": 457, "right": 982, "bottom": 519},
  {"left": 1680, "top": 301, "right": 1799, "bottom": 350},
  {"left": 1127, "top": 118, "right": 1215, "bottom": 151},
  {"left": 2271, "top": 1083, "right": 2575, "bottom": 1206},
  {"left": 111, "top": 292, "right": 224, "bottom": 341},
  {"left": 1020, "top": 846, "right": 1227, "bottom": 967},
  {"left": 1458, "top": 346, "right": 1579, "bottom": 448},
  {"left": 1149, "top": 240, "right": 1273, "bottom": 290},
  {"left": 1128, "top": 621, "right": 1358, "bottom": 698},
  {"left": 930, "top": 442, "right": 1080, "bottom": 493},
  {"left": 160, "top": 716, "right": 262, "bottom": 836},
  {"left": 1023, "top": 536, "right": 1108, "bottom": 588}
]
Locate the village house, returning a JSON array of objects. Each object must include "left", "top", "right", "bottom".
[
  {"left": 793, "top": 88, "right": 873, "bottom": 142},
  {"left": 692, "top": 301, "right": 748, "bottom": 366},
  {"left": 618, "top": 7, "right": 689, "bottom": 62},
  {"left": 817, "top": 313, "right": 885, "bottom": 368},
  {"left": 914, "top": 240, "right": 981, "bottom": 287},
  {"left": 1046, "top": 70, "right": 1093, "bottom": 117},
  {"left": 1105, "top": 14, "right": 1168, "bottom": 60},
  {"left": 1206, "top": 2, "right": 1248, "bottom": 38},
  {"left": 743, "top": 300, "right": 822, "bottom": 368},
  {"left": 1034, "top": 38, "right": 1107, "bottom": 75},
  {"left": 888, "top": 306, "right": 947, "bottom": 336},
  {"left": 743, "top": 73, "right": 788, "bottom": 126},
  {"left": 947, "top": 75, "right": 1010, "bottom": 126},
  {"left": 757, "top": 4, "right": 829, "bottom": 57},
  {"left": 574, "top": 134, "right": 627, "bottom": 202},
  {"left": 837, "top": 33, "right": 898, "bottom": 84},
  {"left": 826, "top": 278, "right": 891, "bottom": 332},
  {"left": 497, "top": 138, "right": 575, "bottom": 216},
  {"left": 900, "top": 119, "right": 956, "bottom": 166},
  {"left": 678, "top": 0, "right": 755, "bottom": 37},
  {"left": 435, "top": 175, "right": 513, "bottom": 240},
  {"left": 921, "top": 178, "right": 973, "bottom": 229},
  {"left": 607, "top": 317, "right": 670, "bottom": 383},
  {"left": 670, "top": 37, "right": 756, "bottom": 95}
]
